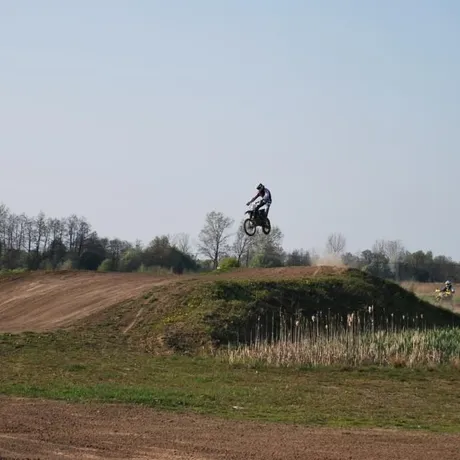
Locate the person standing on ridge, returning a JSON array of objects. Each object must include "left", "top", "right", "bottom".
[{"left": 246, "top": 183, "right": 272, "bottom": 217}]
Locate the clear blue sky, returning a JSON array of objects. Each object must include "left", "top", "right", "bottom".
[{"left": 1, "top": 1, "right": 459, "bottom": 258}]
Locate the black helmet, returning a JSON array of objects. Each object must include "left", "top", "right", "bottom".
[{"left": 256, "top": 183, "right": 264, "bottom": 190}]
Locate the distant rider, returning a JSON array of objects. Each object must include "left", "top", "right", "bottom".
[
  {"left": 246, "top": 183, "right": 272, "bottom": 217},
  {"left": 440, "top": 280, "right": 455, "bottom": 293}
]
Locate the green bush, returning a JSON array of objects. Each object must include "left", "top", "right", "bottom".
[
  {"left": 97, "top": 259, "right": 114, "bottom": 272},
  {"left": 218, "top": 257, "right": 240, "bottom": 271}
]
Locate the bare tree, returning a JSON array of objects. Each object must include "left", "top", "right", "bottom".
[
  {"left": 232, "top": 221, "right": 254, "bottom": 265},
  {"left": 24, "top": 216, "right": 36, "bottom": 255},
  {"left": 34, "top": 211, "right": 48, "bottom": 255},
  {"left": 0, "top": 203, "right": 8, "bottom": 223},
  {"left": 0, "top": 211, "right": 26, "bottom": 268},
  {"left": 309, "top": 248, "right": 320, "bottom": 265},
  {"left": 372, "top": 239, "right": 405, "bottom": 279},
  {"left": 198, "top": 211, "right": 234, "bottom": 269},
  {"left": 250, "top": 225, "right": 285, "bottom": 267},
  {"left": 66, "top": 215, "right": 79, "bottom": 252},
  {"left": 171, "top": 232, "right": 192, "bottom": 255},
  {"left": 48, "top": 218, "right": 63, "bottom": 243},
  {"left": 372, "top": 239, "right": 405, "bottom": 261},
  {"left": 326, "top": 232, "right": 346, "bottom": 255},
  {"left": 372, "top": 239, "right": 385, "bottom": 255},
  {"left": 0, "top": 204, "right": 10, "bottom": 256},
  {"left": 385, "top": 240, "right": 405, "bottom": 263},
  {"left": 286, "top": 249, "right": 311, "bottom": 266},
  {"left": 75, "top": 218, "right": 91, "bottom": 256},
  {"left": 15, "top": 214, "right": 27, "bottom": 253}
]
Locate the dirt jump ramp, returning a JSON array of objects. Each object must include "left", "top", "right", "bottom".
[
  {"left": 0, "top": 267, "right": 346, "bottom": 334},
  {"left": 0, "top": 271, "right": 171, "bottom": 333}
]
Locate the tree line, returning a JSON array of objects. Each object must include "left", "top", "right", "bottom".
[
  {"left": 0, "top": 203, "right": 196, "bottom": 273},
  {"left": 0, "top": 203, "right": 458, "bottom": 282}
]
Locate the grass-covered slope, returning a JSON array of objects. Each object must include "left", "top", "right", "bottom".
[{"left": 94, "top": 267, "right": 460, "bottom": 353}]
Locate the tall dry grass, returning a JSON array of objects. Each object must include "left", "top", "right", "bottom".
[
  {"left": 219, "top": 309, "right": 460, "bottom": 368},
  {"left": 401, "top": 281, "right": 443, "bottom": 295}
]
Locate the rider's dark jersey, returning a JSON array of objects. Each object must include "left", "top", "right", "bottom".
[{"left": 258, "top": 187, "right": 272, "bottom": 203}]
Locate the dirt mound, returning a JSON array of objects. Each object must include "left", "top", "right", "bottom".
[
  {"left": 0, "top": 271, "right": 173, "bottom": 333},
  {"left": 209, "top": 265, "right": 347, "bottom": 280},
  {"left": 91, "top": 268, "right": 460, "bottom": 353},
  {"left": 1, "top": 397, "right": 459, "bottom": 460},
  {"left": 0, "top": 267, "right": 349, "bottom": 335},
  {"left": 2, "top": 267, "right": 458, "bottom": 339}
]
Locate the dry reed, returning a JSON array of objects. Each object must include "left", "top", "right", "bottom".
[{"left": 220, "top": 308, "right": 460, "bottom": 368}]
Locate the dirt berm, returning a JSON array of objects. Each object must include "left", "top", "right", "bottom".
[
  {"left": 0, "top": 270, "right": 173, "bottom": 333},
  {"left": 1, "top": 267, "right": 458, "bottom": 350},
  {"left": 63, "top": 266, "right": 460, "bottom": 353}
]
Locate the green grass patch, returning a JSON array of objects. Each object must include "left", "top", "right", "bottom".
[
  {"left": 1, "top": 331, "right": 460, "bottom": 432},
  {"left": 0, "top": 268, "right": 30, "bottom": 283}
]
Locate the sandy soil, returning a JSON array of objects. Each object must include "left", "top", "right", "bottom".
[
  {"left": 0, "top": 397, "right": 459, "bottom": 460},
  {"left": 0, "top": 271, "right": 172, "bottom": 333}
]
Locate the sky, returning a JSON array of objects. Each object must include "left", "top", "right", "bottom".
[{"left": 1, "top": 0, "right": 459, "bottom": 258}]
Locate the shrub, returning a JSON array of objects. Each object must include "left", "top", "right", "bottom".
[
  {"left": 218, "top": 257, "right": 240, "bottom": 271},
  {"left": 98, "top": 258, "right": 114, "bottom": 272}
]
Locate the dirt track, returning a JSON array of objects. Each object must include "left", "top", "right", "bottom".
[
  {"left": 0, "top": 397, "right": 459, "bottom": 460},
  {"left": 0, "top": 272, "right": 172, "bottom": 333},
  {"left": 0, "top": 267, "right": 344, "bottom": 334},
  {"left": 2, "top": 270, "right": 460, "bottom": 458}
]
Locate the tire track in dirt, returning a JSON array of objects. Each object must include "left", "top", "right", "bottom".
[
  {"left": 0, "top": 271, "right": 174, "bottom": 333},
  {"left": 1, "top": 397, "right": 459, "bottom": 460},
  {"left": 123, "top": 307, "right": 145, "bottom": 334}
]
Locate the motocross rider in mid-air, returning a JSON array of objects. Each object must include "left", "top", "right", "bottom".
[{"left": 246, "top": 183, "right": 272, "bottom": 218}]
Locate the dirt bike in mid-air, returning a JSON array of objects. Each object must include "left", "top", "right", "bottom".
[{"left": 243, "top": 201, "right": 271, "bottom": 236}]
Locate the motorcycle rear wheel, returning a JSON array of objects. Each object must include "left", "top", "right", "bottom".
[{"left": 262, "top": 218, "right": 271, "bottom": 235}]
